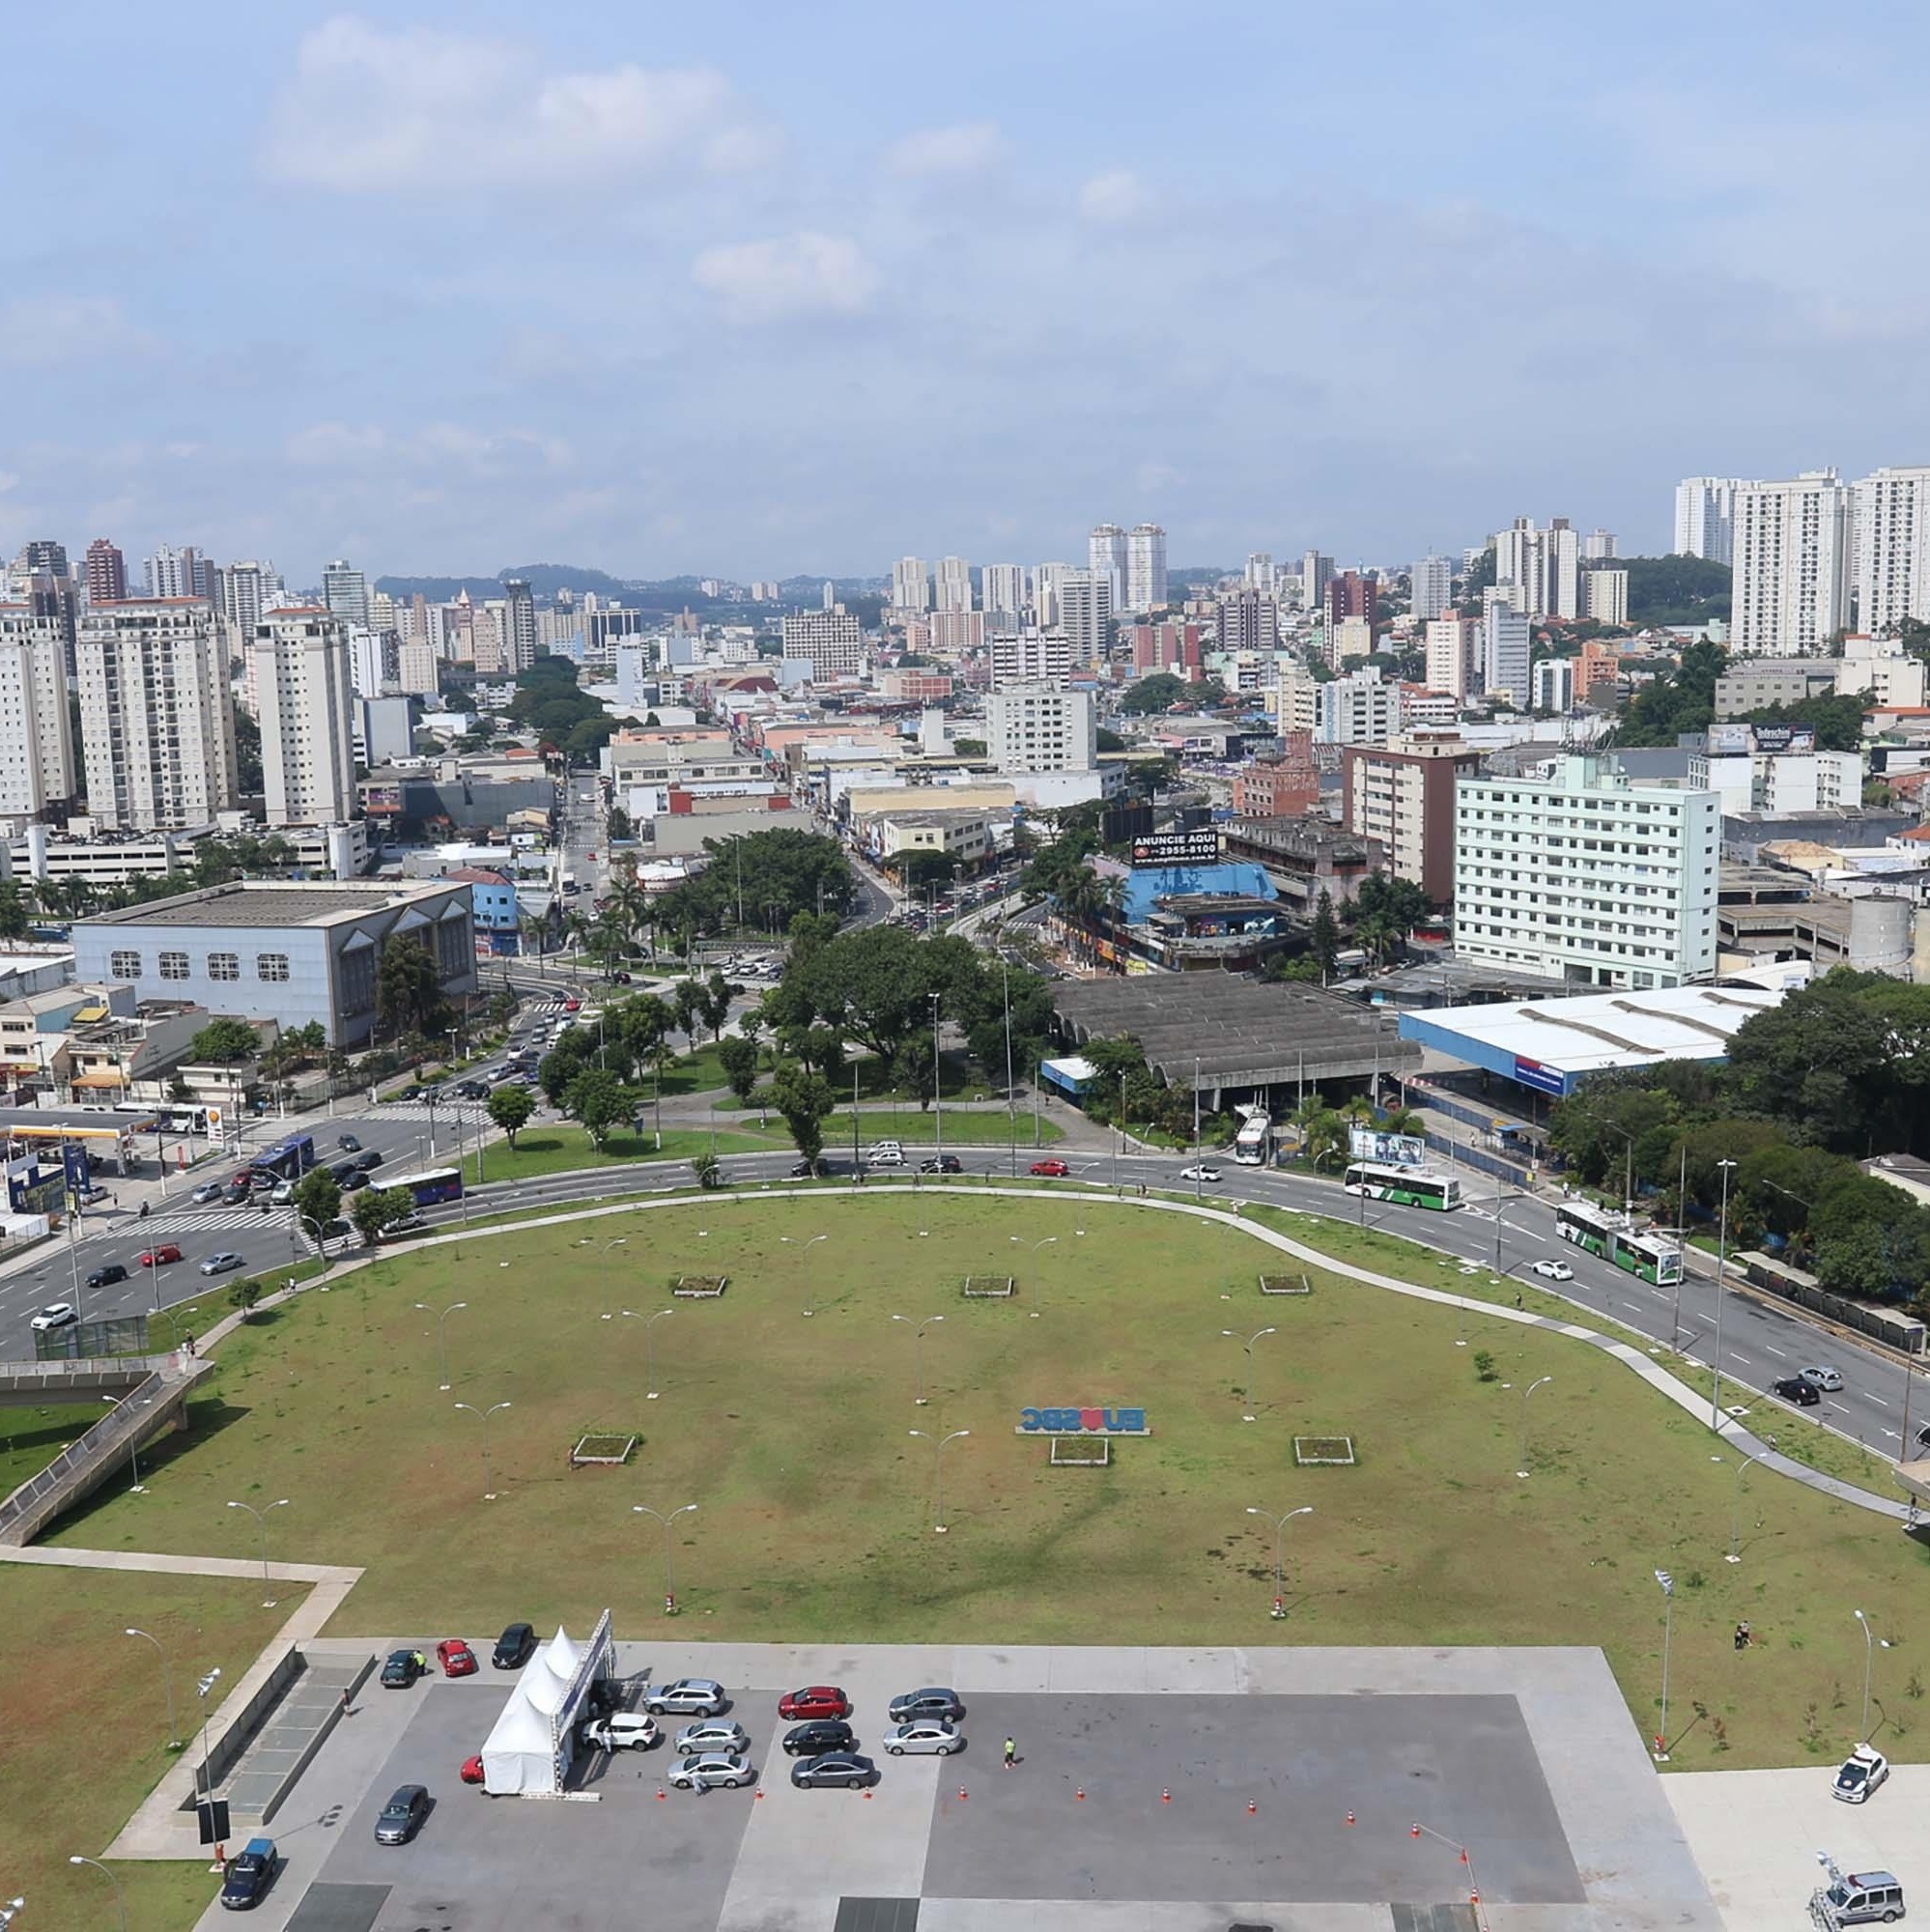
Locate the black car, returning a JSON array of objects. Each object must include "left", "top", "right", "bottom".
[
  {"left": 888, "top": 1687, "right": 964, "bottom": 1723},
  {"left": 337, "top": 1134, "right": 363, "bottom": 1153},
  {"left": 87, "top": 1263, "right": 128, "bottom": 1290},
  {"left": 454, "top": 1080, "right": 489, "bottom": 1101},
  {"left": 339, "top": 1170, "right": 370, "bottom": 1194},
  {"left": 355, "top": 1149, "right": 384, "bottom": 1171},
  {"left": 919, "top": 1155, "right": 963, "bottom": 1175},
  {"left": 791, "top": 1750, "right": 877, "bottom": 1790},
  {"left": 1774, "top": 1375, "right": 1823, "bottom": 1406},
  {"left": 492, "top": 1622, "right": 535, "bottom": 1669},
  {"left": 329, "top": 1161, "right": 360, "bottom": 1184},
  {"left": 782, "top": 1719, "right": 857, "bottom": 1757},
  {"left": 217, "top": 1837, "right": 278, "bottom": 1910},
  {"left": 374, "top": 1782, "right": 430, "bottom": 1845},
  {"left": 380, "top": 1649, "right": 424, "bottom": 1689},
  {"left": 789, "top": 1158, "right": 820, "bottom": 1179}
]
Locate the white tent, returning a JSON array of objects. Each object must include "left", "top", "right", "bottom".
[{"left": 479, "top": 1689, "right": 556, "bottom": 1796}]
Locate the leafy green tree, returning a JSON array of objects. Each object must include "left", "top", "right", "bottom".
[
  {"left": 1741, "top": 693, "right": 1870, "bottom": 753},
  {"left": 1613, "top": 639, "right": 1729, "bottom": 748},
  {"left": 292, "top": 1168, "right": 341, "bottom": 1246},
  {"left": 649, "top": 829, "right": 851, "bottom": 938},
  {"left": 487, "top": 1081, "right": 534, "bottom": 1147},
  {"left": 565, "top": 1066, "right": 632, "bottom": 1149},
  {"left": 352, "top": 1185, "right": 413, "bottom": 1246},
  {"left": 700, "top": 971, "right": 733, "bottom": 1042},
  {"left": 0, "top": 883, "right": 31, "bottom": 941},
  {"left": 1309, "top": 891, "right": 1340, "bottom": 980},
  {"left": 189, "top": 1017, "right": 261, "bottom": 1064},
  {"left": 717, "top": 1035, "right": 760, "bottom": 1105},
  {"left": 376, "top": 933, "right": 452, "bottom": 1039},
  {"left": 894, "top": 1034, "right": 937, "bottom": 1109},
  {"left": 228, "top": 1279, "right": 263, "bottom": 1320},
  {"left": 538, "top": 1030, "right": 597, "bottom": 1106},
  {"left": 1621, "top": 554, "right": 1733, "bottom": 627},
  {"left": 771, "top": 1061, "right": 836, "bottom": 1168},
  {"left": 671, "top": 978, "right": 705, "bottom": 1044}
]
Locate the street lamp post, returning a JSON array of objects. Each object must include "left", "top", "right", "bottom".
[
  {"left": 126, "top": 1627, "right": 181, "bottom": 1748},
  {"left": 1011, "top": 1234, "right": 1057, "bottom": 1317},
  {"left": 453, "top": 1401, "right": 511, "bottom": 1500},
  {"left": 1725, "top": 1441, "right": 1776, "bottom": 1563},
  {"left": 1222, "top": 1325, "right": 1277, "bottom": 1423},
  {"left": 929, "top": 993, "right": 944, "bottom": 1168},
  {"left": 908, "top": 1428, "right": 970, "bottom": 1533},
  {"left": 1516, "top": 1375, "right": 1553, "bottom": 1478},
  {"left": 1713, "top": 1157, "right": 1738, "bottom": 1430},
  {"left": 412, "top": 1298, "right": 468, "bottom": 1391},
  {"left": 1491, "top": 1192, "right": 1530, "bottom": 1271},
  {"left": 66, "top": 1860, "right": 125, "bottom": 1932},
  {"left": 225, "top": 1497, "right": 290, "bottom": 1606},
  {"left": 1001, "top": 959, "right": 1017, "bottom": 1180},
  {"left": 1114, "top": 1070, "right": 1126, "bottom": 1190},
  {"left": 1654, "top": 1568, "right": 1674, "bottom": 1760},
  {"left": 194, "top": 1666, "right": 222, "bottom": 1802},
  {"left": 892, "top": 1312, "right": 944, "bottom": 1405},
  {"left": 781, "top": 1233, "right": 828, "bottom": 1316},
  {"left": 1245, "top": 1503, "right": 1313, "bottom": 1618},
  {"left": 633, "top": 1502, "right": 697, "bottom": 1615},
  {"left": 1854, "top": 1608, "right": 1892, "bottom": 1744}
]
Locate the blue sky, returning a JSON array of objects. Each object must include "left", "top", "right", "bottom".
[{"left": 8, "top": 2, "right": 1930, "bottom": 582}]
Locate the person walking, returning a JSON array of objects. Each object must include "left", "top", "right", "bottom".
[{"left": 1003, "top": 1736, "right": 1016, "bottom": 1771}]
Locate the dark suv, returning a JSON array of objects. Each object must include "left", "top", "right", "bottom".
[
  {"left": 492, "top": 1622, "right": 535, "bottom": 1669},
  {"left": 87, "top": 1263, "right": 128, "bottom": 1290},
  {"left": 888, "top": 1687, "right": 964, "bottom": 1723},
  {"left": 1774, "top": 1375, "right": 1822, "bottom": 1406}
]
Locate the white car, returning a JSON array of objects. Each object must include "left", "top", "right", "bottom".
[
  {"left": 667, "top": 1751, "right": 753, "bottom": 1791},
  {"left": 581, "top": 1713, "right": 659, "bottom": 1751},
  {"left": 1802, "top": 1365, "right": 1845, "bottom": 1392},
  {"left": 673, "top": 1719, "right": 750, "bottom": 1756},
  {"left": 190, "top": 1181, "right": 226, "bottom": 1204},
  {"left": 1833, "top": 1743, "right": 1889, "bottom": 1804},
  {"left": 1532, "top": 1260, "right": 1574, "bottom": 1281},
  {"left": 881, "top": 1719, "right": 962, "bottom": 1756},
  {"left": 1179, "top": 1165, "right": 1222, "bottom": 1183},
  {"left": 29, "top": 1302, "right": 77, "bottom": 1331}
]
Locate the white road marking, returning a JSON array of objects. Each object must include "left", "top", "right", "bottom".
[
  {"left": 1763, "top": 1346, "right": 1787, "bottom": 1359},
  {"left": 1622, "top": 1301, "right": 1646, "bottom": 1316},
  {"left": 1866, "top": 1395, "right": 1887, "bottom": 1407}
]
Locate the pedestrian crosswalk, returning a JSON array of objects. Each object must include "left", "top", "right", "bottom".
[{"left": 376, "top": 1101, "right": 491, "bottom": 1123}]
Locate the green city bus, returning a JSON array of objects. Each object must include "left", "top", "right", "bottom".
[
  {"left": 1343, "top": 1161, "right": 1462, "bottom": 1210},
  {"left": 1554, "top": 1200, "right": 1682, "bottom": 1284}
]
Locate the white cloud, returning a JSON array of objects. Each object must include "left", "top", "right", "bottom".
[
  {"left": 1078, "top": 169, "right": 1149, "bottom": 222},
  {"left": 0, "top": 472, "right": 16, "bottom": 495},
  {"left": 286, "top": 421, "right": 570, "bottom": 475},
  {"left": 692, "top": 233, "right": 879, "bottom": 325},
  {"left": 0, "top": 295, "right": 152, "bottom": 367},
  {"left": 885, "top": 122, "right": 1008, "bottom": 177},
  {"left": 264, "top": 14, "right": 779, "bottom": 191}
]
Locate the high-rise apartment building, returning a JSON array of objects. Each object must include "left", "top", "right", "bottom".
[
  {"left": 322, "top": 558, "right": 371, "bottom": 632},
  {"left": 1088, "top": 525, "right": 1127, "bottom": 611},
  {"left": 1493, "top": 517, "right": 1579, "bottom": 620},
  {"left": 928, "top": 610, "right": 985, "bottom": 653},
  {"left": 1316, "top": 667, "right": 1400, "bottom": 747},
  {"left": 1531, "top": 658, "right": 1575, "bottom": 713},
  {"left": 144, "top": 545, "right": 202, "bottom": 601},
  {"left": 397, "top": 638, "right": 440, "bottom": 697},
  {"left": 1217, "top": 589, "right": 1278, "bottom": 656},
  {"left": 348, "top": 628, "right": 388, "bottom": 698},
  {"left": 0, "top": 604, "right": 77, "bottom": 813},
  {"left": 1299, "top": 551, "right": 1334, "bottom": 610},
  {"left": 84, "top": 539, "right": 127, "bottom": 605},
  {"left": 984, "top": 685, "right": 1095, "bottom": 773},
  {"left": 1032, "top": 562, "right": 1070, "bottom": 629},
  {"left": 1126, "top": 524, "right": 1167, "bottom": 612},
  {"left": 1411, "top": 554, "right": 1452, "bottom": 622},
  {"left": 1245, "top": 553, "right": 1275, "bottom": 594},
  {"left": 781, "top": 609, "right": 866, "bottom": 679},
  {"left": 502, "top": 578, "right": 539, "bottom": 670},
  {"left": 1325, "top": 570, "right": 1377, "bottom": 626},
  {"left": 1058, "top": 569, "right": 1113, "bottom": 663},
  {"left": 1342, "top": 730, "right": 1481, "bottom": 902},
  {"left": 76, "top": 600, "right": 238, "bottom": 830},
  {"left": 988, "top": 629, "right": 1074, "bottom": 689},
  {"left": 1453, "top": 754, "right": 1719, "bottom": 988},
  {"left": 891, "top": 556, "right": 930, "bottom": 612},
  {"left": 1483, "top": 603, "right": 1531, "bottom": 706},
  {"left": 983, "top": 564, "right": 1026, "bottom": 624},
  {"left": 1673, "top": 477, "right": 1753, "bottom": 564},
  {"left": 251, "top": 609, "right": 356, "bottom": 828},
  {"left": 221, "top": 561, "right": 280, "bottom": 641},
  {"left": 1583, "top": 567, "right": 1629, "bottom": 626},
  {"left": 935, "top": 556, "right": 974, "bottom": 612},
  {"left": 1424, "top": 616, "right": 1479, "bottom": 700},
  {"left": 1731, "top": 470, "right": 1852, "bottom": 656},
  {"left": 1582, "top": 529, "right": 1618, "bottom": 561},
  {"left": 1853, "top": 466, "right": 1930, "bottom": 638}
]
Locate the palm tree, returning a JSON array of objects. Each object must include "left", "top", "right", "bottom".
[{"left": 520, "top": 910, "right": 551, "bottom": 975}]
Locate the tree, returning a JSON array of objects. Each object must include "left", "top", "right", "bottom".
[
  {"left": 1309, "top": 892, "right": 1340, "bottom": 980},
  {"left": 376, "top": 933, "right": 451, "bottom": 1040},
  {"left": 700, "top": 971, "right": 733, "bottom": 1042},
  {"left": 565, "top": 1066, "right": 632, "bottom": 1149},
  {"left": 1118, "top": 671, "right": 1191, "bottom": 716},
  {"left": 717, "top": 1035, "right": 760, "bottom": 1105},
  {"left": 189, "top": 1017, "right": 261, "bottom": 1065},
  {"left": 292, "top": 1168, "right": 341, "bottom": 1246},
  {"left": 691, "top": 1151, "right": 722, "bottom": 1189},
  {"left": 671, "top": 978, "right": 705, "bottom": 1044},
  {"left": 894, "top": 1034, "right": 937, "bottom": 1109},
  {"left": 1742, "top": 693, "right": 1869, "bottom": 753},
  {"left": 352, "top": 1185, "right": 415, "bottom": 1247},
  {"left": 771, "top": 1061, "right": 836, "bottom": 1169},
  {"left": 487, "top": 1081, "right": 534, "bottom": 1148},
  {"left": 1613, "top": 639, "right": 1729, "bottom": 748},
  {"left": 0, "top": 883, "right": 30, "bottom": 942},
  {"left": 228, "top": 1279, "right": 263, "bottom": 1321}
]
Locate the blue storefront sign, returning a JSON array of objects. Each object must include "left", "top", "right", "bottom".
[
  {"left": 1513, "top": 1055, "right": 1567, "bottom": 1097},
  {"left": 1019, "top": 1406, "right": 1148, "bottom": 1434}
]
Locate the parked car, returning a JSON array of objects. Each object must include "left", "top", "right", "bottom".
[
  {"left": 491, "top": 1622, "right": 535, "bottom": 1669},
  {"left": 355, "top": 1150, "right": 384, "bottom": 1171},
  {"left": 374, "top": 1783, "right": 431, "bottom": 1844},
  {"left": 337, "top": 1134, "right": 363, "bottom": 1153},
  {"left": 1532, "top": 1260, "right": 1575, "bottom": 1280},
  {"left": 667, "top": 1751, "right": 752, "bottom": 1792},
  {"left": 1834, "top": 1744, "right": 1890, "bottom": 1804},
  {"left": 882, "top": 1719, "right": 962, "bottom": 1756},
  {"left": 919, "top": 1154, "right": 963, "bottom": 1175},
  {"left": 191, "top": 1180, "right": 226, "bottom": 1205},
  {"left": 645, "top": 1677, "right": 728, "bottom": 1717},
  {"left": 1802, "top": 1364, "right": 1845, "bottom": 1392},
  {"left": 582, "top": 1713, "right": 659, "bottom": 1751},
  {"left": 1774, "top": 1376, "right": 1823, "bottom": 1406},
  {"left": 138, "top": 1244, "right": 183, "bottom": 1267},
  {"left": 778, "top": 1686, "right": 851, "bottom": 1721},
  {"left": 381, "top": 1650, "right": 425, "bottom": 1690},
  {"left": 199, "top": 1251, "right": 244, "bottom": 1276},
  {"left": 674, "top": 1719, "right": 751, "bottom": 1756},
  {"left": 437, "top": 1639, "right": 477, "bottom": 1678},
  {"left": 888, "top": 1688, "right": 964, "bottom": 1723},
  {"left": 218, "top": 1836, "right": 279, "bottom": 1910},
  {"left": 1029, "top": 1158, "right": 1070, "bottom": 1179},
  {"left": 460, "top": 1753, "right": 485, "bottom": 1786},
  {"left": 781, "top": 1719, "right": 857, "bottom": 1757},
  {"left": 791, "top": 1750, "right": 876, "bottom": 1790},
  {"left": 86, "top": 1264, "right": 128, "bottom": 1291},
  {"left": 29, "top": 1302, "right": 76, "bottom": 1331},
  {"left": 1178, "top": 1164, "right": 1222, "bottom": 1183}
]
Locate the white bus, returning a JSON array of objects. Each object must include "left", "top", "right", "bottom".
[
  {"left": 1555, "top": 1200, "right": 1682, "bottom": 1284},
  {"left": 1234, "top": 1110, "right": 1273, "bottom": 1166},
  {"left": 1343, "top": 1161, "right": 1462, "bottom": 1210}
]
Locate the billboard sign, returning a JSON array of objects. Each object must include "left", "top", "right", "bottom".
[
  {"left": 1512, "top": 1055, "right": 1567, "bottom": 1097},
  {"left": 1705, "top": 723, "right": 1751, "bottom": 755},
  {"left": 1129, "top": 829, "right": 1220, "bottom": 868},
  {"left": 1348, "top": 1127, "right": 1426, "bottom": 1166},
  {"left": 1751, "top": 724, "right": 1815, "bottom": 754}
]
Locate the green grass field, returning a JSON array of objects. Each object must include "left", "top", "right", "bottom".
[
  {"left": 40, "top": 1192, "right": 1930, "bottom": 1771},
  {"left": 0, "top": 1562, "right": 304, "bottom": 1932}
]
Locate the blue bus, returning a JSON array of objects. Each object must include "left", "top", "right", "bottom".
[
  {"left": 253, "top": 1133, "right": 316, "bottom": 1181},
  {"left": 393, "top": 1166, "right": 464, "bottom": 1207}
]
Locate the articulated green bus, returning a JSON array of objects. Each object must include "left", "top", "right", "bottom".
[{"left": 1555, "top": 1201, "right": 1682, "bottom": 1284}]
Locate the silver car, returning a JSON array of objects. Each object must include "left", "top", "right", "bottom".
[
  {"left": 199, "top": 1251, "right": 245, "bottom": 1276},
  {"left": 881, "top": 1719, "right": 962, "bottom": 1756},
  {"left": 643, "top": 1677, "right": 728, "bottom": 1717},
  {"left": 674, "top": 1719, "right": 750, "bottom": 1756},
  {"left": 667, "top": 1750, "right": 752, "bottom": 1791}
]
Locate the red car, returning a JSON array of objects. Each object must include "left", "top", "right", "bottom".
[
  {"left": 563, "top": 998, "right": 582, "bottom": 1012},
  {"left": 778, "top": 1685, "right": 851, "bottom": 1721},
  {"left": 437, "top": 1639, "right": 478, "bottom": 1678},
  {"left": 138, "top": 1244, "right": 183, "bottom": 1267},
  {"left": 460, "top": 1753, "right": 485, "bottom": 1785},
  {"left": 1029, "top": 1159, "right": 1070, "bottom": 1179}
]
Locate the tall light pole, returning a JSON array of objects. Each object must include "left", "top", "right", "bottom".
[
  {"left": 1491, "top": 1192, "right": 1530, "bottom": 1270},
  {"left": 1724, "top": 1440, "right": 1776, "bottom": 1563},
  {"left": 893, "top": 1312, "right": 945, "bottom": 1406},
  {"left": 1114, "top": 1070, "right": 1127, "bottom": 1189},
  {"left": 195, "top": 1666, "right": 223, "bottom": 1801},
  {"left": 1001, "top": 958, "right": 1017, "bottom": 1180},
  {"left": 1011, "top": 1234, "right": 1056, "bottom": 1317},
  {"left": 1654, "top": 1568, "right": 1674, "bottom": 1761},
  {"left": 66, "top": 1860, "right": 125, "bottom": 1932},
  {"left": 633, "top": 1502, "right": 698, "bottom": 1615},
  {"left": 1517, "top": 1375, "right": 1553, "bottom": 1479},
  {"left": 453, "top": 1400, "right": 511, "bottom": 1500},
  {"left": 413, "top": 1298, "right": 468, "bottom": 1391},
  {"left": 1245, "top": 1503, "right": 1313, "bottom": 1619},
  {"left": 611, "top": 1306, "right": 675, "bottom": 1398},
  {"left": 781, "top": 1233, "right": 828, "bottom": 1316},
  {"left": 1222, "top": 1325, "right": 1277, "bottom": 1423},
  {"left": 929, "top": 992, "right": 944, "bottom": 1167},
  {"left": 225, "top": 1497, "right": 290, "bottom": 1606},
  {"left": 1854, "top": 1608, "right": 1891, "bottom": 1745},
  {"left": 126, "top": 1627, "right": 181, "bottom": 1749},
  {"left": 1193, "top": 1054, "right": 1204, "bottom": 1201},
  {"left": 1712, "top": 1157, "right": 1737, "bottom": 1430},
  {"left": 909, "top": 1428, "right": 970, "bottom": 1533}
]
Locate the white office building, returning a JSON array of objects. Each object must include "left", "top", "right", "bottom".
[
  {"left": 0, "top": 605, "right": 76, "bottom": 813},
  {"left": 322, "top": 558, "right": 371, "bottom": 631},
  {"left": 1853, "top": 466, "right": 1930, "bottom": 638},
  {"left": 76, "top": 600, "right": 239, "bottom": 831},
  {"left": 1493, "top": 518, "right": 1579, "bottom": 620},
  {"left": 1032, "top": 562, "right": 1070, "bottom": 629},
  {"left": 1531, "top": 657, "right": 1575, "bottom": 713},
  {"left": 1245, "top": 553, "right": 1275, "bottom": 593},
  {"left": 891, "top": 556, "right": 929, "bottom": 613},
  {"left": 1483, "top": 603, "right": 1532, "bottom": 707},
  {"left": 1058, "top": 569, "right": 1113, "bottom": 663},
  {"left": 988, "top": 629, "right": 1074, "bottom": 690},
  {"left": 984, "top": 685, "right": 1095, "bottom": 773},
  {"left": 1425, "top": 616, "right": 1479, "bottom": 701},
  {"left": 1582, "top": 529, "right": 1618, "bottom": 561},
  {"left": 781, "top": 609, "right": 866, "bottom": 679},
  {"left": 1687, "top": 748, "right": 1862, "bottom": 816},
  {"left": 1300, "top": 551, "right": 1334, "bottom": 610},
  {"left": 983, "top": 563, "right": 1026, "bottom": 624},
  {"left": 348, "top": 627, "right": 387, "bottom": 698},
  {"left": 1089, "top": 525, "right": 1127, "bottom": 611},
  {"left": 1454, "top": 753, "right": 1719, "bottom": 989},
  {"left": 1411, "top": 554, "right": 1453, "bottom": 622},
  {"left": 1126, "top": 523, "right": 1168, "bottom": 612},
  {"left": 1731, "top": 470, "right": 1852, "bottom": 656},
  {"left": 143, "top": 545, "right": 201, "bottom": 602},
  {"left": 252, "top": 609, "right": 357, "bottom": 829},
  {"left": 219, "top": 561, "right": 280, "bottom": 641},
  {"left": 1316, "top": 667, "right": 1400, "bottom": 746},
  {"left": 935, "top": 556, "right": 974, "bottom": 612},
  {"left": 1673, "top": 476, "right": 1753, "bottom": 564}
]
